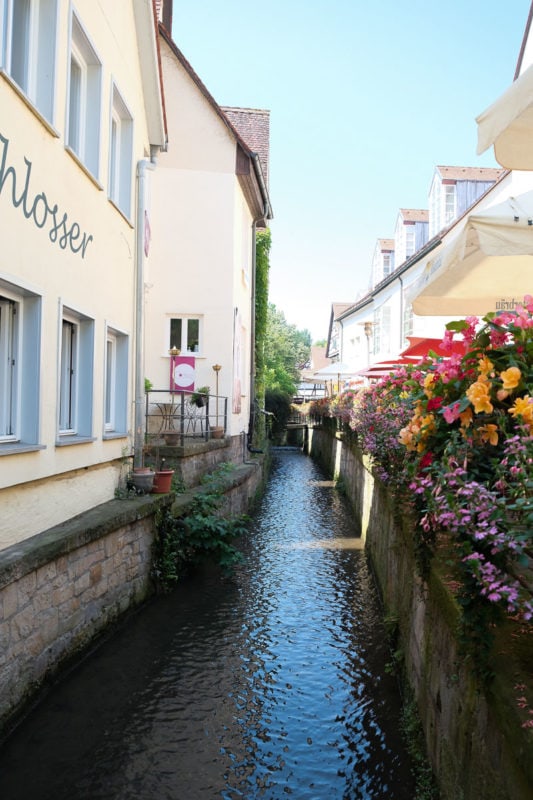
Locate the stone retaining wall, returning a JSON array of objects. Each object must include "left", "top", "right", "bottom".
[
  {"left": 0, "top": 455, "right": 265, "bottom": 736},
  {"left": 307, "top": 425, "right": 533, "bottom": 800}
]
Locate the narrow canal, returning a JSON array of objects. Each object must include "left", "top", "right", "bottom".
[{"left": 0, "top": 449, "right": 416, "bottom": 800}]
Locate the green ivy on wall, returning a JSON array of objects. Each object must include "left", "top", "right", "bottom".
[{"left": 254, "top": 228, "right": 271, "bottom": 447}]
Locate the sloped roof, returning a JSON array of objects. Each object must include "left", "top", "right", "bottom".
[
  {"left": 332, "top": 302, "right": 352, "bottom": 320},
  {"left": 399, "top": 208, "right": 429, "bottom": 222},
  {"left": 159, "top": 26, "right": 272, "bottom": 223},
  {"left": 378, "top": 238, "right": 395, "bottom": 251},
  {"left": 435, "top": 165, "right": 505, "bottom": 182},
  {"left": 221, "top": 107, "right": 270, "bottom": 189}
]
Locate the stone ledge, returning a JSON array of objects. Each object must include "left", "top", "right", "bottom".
[{"left": 0, "top": 494, "right": 173, "bottom": 591}]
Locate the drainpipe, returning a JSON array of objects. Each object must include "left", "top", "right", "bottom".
[
  {"left": 133, "top": 150, "right": 158, "bottom": 469},
  {"left": 398, "top": 274, "right": 404, "bottom": 348}
]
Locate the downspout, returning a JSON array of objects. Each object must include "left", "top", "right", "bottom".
[
  {"left": 398, "top": 273, "right": 404, "bottom": 349},
  {"left": 134, "top": 149, "right": 158, "bottom": 469}
]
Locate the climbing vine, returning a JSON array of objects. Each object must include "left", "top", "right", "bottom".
[{"left": 254, "top": 228, "right": 271, "bottom": 447}]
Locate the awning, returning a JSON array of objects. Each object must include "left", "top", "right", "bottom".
[
  {"left": 476, "top": 62, "right": 533, "bottom": 169},
  {"left": 409, "top": 191, "right": 533, "bottom": 316},
  {"left": 313, "top": 362, "right": 357, "bottom": 378},
  {"left": 400, "top": 336, "right": 466, "bottom": 357}
]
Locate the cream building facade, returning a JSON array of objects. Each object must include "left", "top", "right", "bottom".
[
  {"left": 0, "top": 0, "right": 166, "bottom": 546},
  {"left": 144, "top": 26, "right": 271, "bottom": 445}
]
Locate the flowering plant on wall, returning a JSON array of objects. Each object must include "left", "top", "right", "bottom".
[{"left": 325, "top": 298, "right": 533, "bottom": 638}]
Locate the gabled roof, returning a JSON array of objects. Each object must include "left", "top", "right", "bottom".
[
  {"left": 159, "top": 26, "right": 272, "bottom": 223},
  {"left": 377, "top": 238, "right": 394, "bottom": 251},
  {"left": 435, "top": 165, "right": 505, "bottom": 182},
  {"left": 399, "top": 208, "right": 429, "bottom": 223},
  {"left": 221, "top": 107, "right": 270, "bottom": 189}
]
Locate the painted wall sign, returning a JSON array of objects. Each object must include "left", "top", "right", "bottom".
[{"left": 0, "top": 133, "right": 94, "bottom": 259}]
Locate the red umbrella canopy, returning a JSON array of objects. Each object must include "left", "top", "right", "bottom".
[{"left": 400, "top": 336, "right": 466, "bottom": 358}]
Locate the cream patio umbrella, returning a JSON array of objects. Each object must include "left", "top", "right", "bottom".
[
  {"left": 409, "top": 190, "right": 533, "bottom": 316},
  {"left": 476, "top": 62, "right": 533, "bottom": 170},
  {"left": 314, "top": 362, "right": 357, "bottom": 395}
]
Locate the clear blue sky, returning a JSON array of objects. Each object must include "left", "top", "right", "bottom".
[{"left": 172, "top": 1, "right": 531, "bottom": 341}]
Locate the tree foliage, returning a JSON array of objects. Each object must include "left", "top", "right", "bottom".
[{"left": 264, "top": 303, "right": 311, "bottom": 395}]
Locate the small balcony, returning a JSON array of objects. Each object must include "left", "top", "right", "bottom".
[{"left": 144, "top": 389, "right": 228, "bottom": 446}]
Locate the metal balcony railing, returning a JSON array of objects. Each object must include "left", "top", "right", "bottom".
[{"left": 144, "top": 389, "right": 228, "bottom": 446}]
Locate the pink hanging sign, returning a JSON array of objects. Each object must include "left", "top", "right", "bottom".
[{"left": 170, "top": 355, "right": 196, "bottom": 392}]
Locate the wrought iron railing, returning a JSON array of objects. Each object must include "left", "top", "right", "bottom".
[{"left": 144, "top": 390, "right": 228, "bottom": 446}]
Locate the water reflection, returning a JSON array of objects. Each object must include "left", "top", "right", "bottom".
[{"left": 0, "top": 450, "right": 414, "bottom": 799}]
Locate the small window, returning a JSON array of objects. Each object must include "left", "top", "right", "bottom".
[
  {"left": 0, "top": 295, "right": 17, "bottom": 439},
  {"left": 169, "top": 316, "right": 202, "bottom": 355},
  {"left": 1, "top": 0, "right": 58, "bottom": 121},
  {"left": 58, "top": 306, "right": 94, "bottom": 440},
  {"left": 108, "top": 85, "right": 133, "bottom": 217},
  {"left": 104, "top": 326, "right": 128, "bottom": 436},
  {"left": 66, "top": 14, "right": 101, "bottom": 177},
  {"left": 403, "top": 300, "right": 414, "bottom": 344},
  {"left": 0, "top": 279, "right": 41, "bottom": 448},
  {"left": 444, "top": 184, "right": 456, "bottom": 226},
  {"left": 373, "top": 306, "right": 391, "bottom": 356}
]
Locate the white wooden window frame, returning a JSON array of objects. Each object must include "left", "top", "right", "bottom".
[
  {"left": 0, "top": 0, "right": 58, "bottom": 122},
  {"left": 58, "top": 304, "right": 94, "bottom": 441},
  {"left": 168, "top": 315, "right": 203, "bottom": 356},
  {"left": 66, "top": 13, "right": 101, "bottom": 178},
  {"left": 0, "top": 277, "right": 41, "bottom": 450},
  {"left": 103, "top": 324, "right": 128, "bottom": 436},
  {"left": 108, "top": 83, "right": 133, "bottom": 218}
]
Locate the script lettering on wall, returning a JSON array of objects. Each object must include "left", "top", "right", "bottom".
[{"left": 0, "top": 133, "right": 94, "bottom": 258}]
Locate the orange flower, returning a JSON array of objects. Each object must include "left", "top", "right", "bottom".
[
  {"left": 466, "top": 381, "right": 493, "bottom": 414},
  {"left": 459, "top": 407, "right": 473, "bottom": 428},
  {"left": 500, "top": 366, "right": 521, "bottom": 391},
  {"left": 477, "top": 355, "right": 494, "bottom": 377},
  {"left": 478, "top": 423, "right": 499, "bottom": 446},
  {"left": 508, "top": 395, "right": 533, "bottom": 423}
]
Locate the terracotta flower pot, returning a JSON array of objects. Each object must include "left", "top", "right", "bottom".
[
  {"left": 152, "top": 469, "right": 175, "bottom": 493},
  {"left": 210, "top": 426, "right": 224, "bottom": 439}
]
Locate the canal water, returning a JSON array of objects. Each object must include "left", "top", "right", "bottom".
[{"left": 0, "top": 449, "right": 415, "bottom": 800}]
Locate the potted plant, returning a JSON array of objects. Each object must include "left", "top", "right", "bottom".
[
  {"left": 152, "top": 457, "right": 175, "bottom": 494},
  {"left": 130, "top": 466, "right": 155, "bottom": 494},
  {"left": 190, "top": 386, "right": 210, "bottom": 407}
]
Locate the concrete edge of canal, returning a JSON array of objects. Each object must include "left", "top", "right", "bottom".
[
  {"left": 306, "top": 423, "right": 533, "bottom": 800},
  {"left": 0, "top": 452, "right": 267, "bottom": 739}
]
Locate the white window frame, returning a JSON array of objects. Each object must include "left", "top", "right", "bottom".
[
  {"left": 444, "top": 184, "right": 456, "bottom": 226},
  {"left": 0, "top": 277, "right": 41, "bottom": 450},
  {"left": 373, "top": 305, "right": 391, "bottom": 357},
  {"left": 0, "top": 293, "right": 17, "bottom": 440},
  {"left": 58, "top": 305, "right": 94, "bottom": 441},
  {"left": 66, "top": 13, "right": 101, "bottom": 178},
  {"left": 402, "top": 299, "right": 414, "bottom": 345},
  {"left": 103, "top": 324, "right": 128, "bottom": 437},
  {"left": 168, "top": 315, "right": 203, "bottom": 356},
  {"left": 108, "top": 84, "right": 133, "bottom": 218},
  {"left": 0, "top": 0, "right": 58, "bottom": 122},
  {"left": 404, "top": 224, "right": 416, "bottom": 259}
]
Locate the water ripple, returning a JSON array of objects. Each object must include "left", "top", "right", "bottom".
[{"left": 0, "top": 450, "right": 414, "bottom": 800}]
